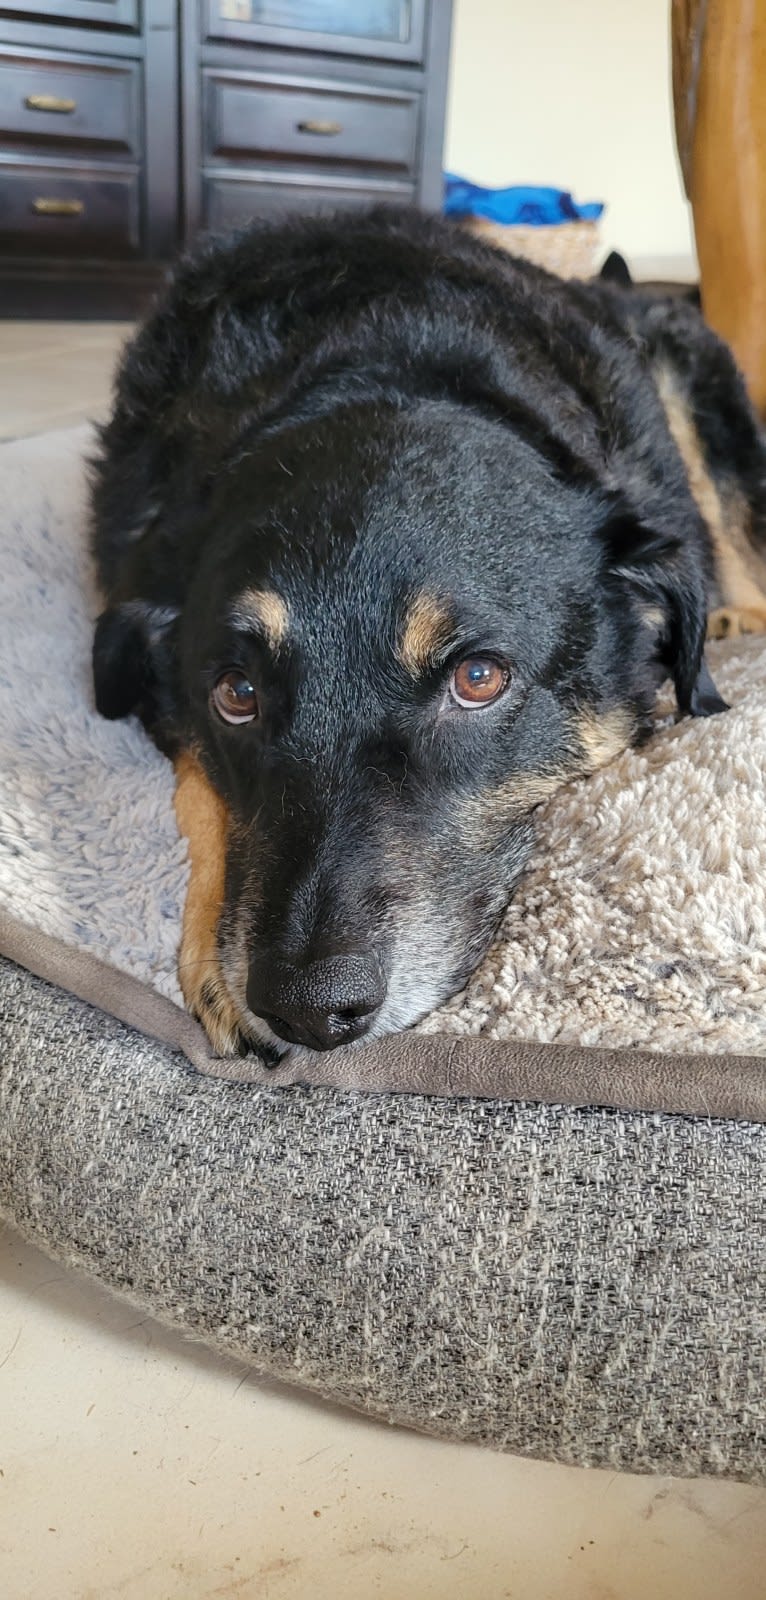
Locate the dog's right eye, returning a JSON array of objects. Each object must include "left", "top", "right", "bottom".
[{"left": 211, "top": 670, "right": 258, "bottom": 725}]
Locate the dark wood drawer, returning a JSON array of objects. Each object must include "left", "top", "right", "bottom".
[
  {"left": 0, "top": 1, "right": 140, "bottom": 26},
  {"left": 203, "top": 170, "right": 414, "bottom": 230},
  {"left": 202, "top": 70, "right": 419, "bottom": 176},
  {"left": 0, "top": 163, "right": 141, "bottom": 257},
  {"left": 0, "top": 51, "right": 141, "bottom": 161}
]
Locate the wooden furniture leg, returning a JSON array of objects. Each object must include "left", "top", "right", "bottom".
[{"left": 673, "top": 0, "right": 766, "bottom": 412}]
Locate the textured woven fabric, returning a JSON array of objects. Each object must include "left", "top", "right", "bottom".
[{"left": 1, "top": 956, "right": 764, "bottom": 1482}]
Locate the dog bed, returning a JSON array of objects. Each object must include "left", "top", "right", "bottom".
[{"left": 1, "top": 426, "right": 765, "bottom": 1481}]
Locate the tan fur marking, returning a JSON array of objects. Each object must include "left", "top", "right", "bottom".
[
  {"left": 233, "top": 587, "right": 289, "bottom": 649},
  {"left": 173, "top": 751, "right": 249, "bottom": 1055},
  {"left": 500, "top": 771, "right": 570, "bottom": 812},
  {"left": 399, "top": 592, "right": 454, "bottom": 675},
  {"left": 656, "top": 366, "right": 766, "bottom": 616},
  {"left": 459, "top": 770, "right": 571, "bottom": 849},
  {"left": 576, "top": 706, "right": 635, "bottom": 773},
  {"left": 461, "top": 707, "right": 633, "bottom": 850}
]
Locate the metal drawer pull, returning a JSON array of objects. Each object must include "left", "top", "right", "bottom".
[
  {"left": 297, "top": 119, "right": 343, "bottom": 136},
  {"left": 25, "top": 94, "right": 77, "bottom": 114},
  {"left": 32, "top": 197, "right": 84, "bottom": 216}
]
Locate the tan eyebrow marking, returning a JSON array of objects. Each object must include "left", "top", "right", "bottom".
[
  {"left": 230, "top": 587, "right": 289, "bottom": 650},
  {"left": 399, "top": 591, "right": 454, "bottom": 676}
]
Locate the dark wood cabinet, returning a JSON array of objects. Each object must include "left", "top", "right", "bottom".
[{"left": 0, "top": 0, "right": 452, "bottom": 317}]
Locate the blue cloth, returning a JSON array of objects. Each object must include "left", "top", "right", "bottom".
[{"left": 444, "top": 174, "right": 603, "bottom": 226}]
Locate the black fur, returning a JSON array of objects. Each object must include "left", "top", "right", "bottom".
[{"left": 91, "top": 206, "right": 765, "bottom": 1055}]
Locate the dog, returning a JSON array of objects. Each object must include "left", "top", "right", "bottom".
[{"left": 90, "top": 205, "right": 766, "bottom": 1062}]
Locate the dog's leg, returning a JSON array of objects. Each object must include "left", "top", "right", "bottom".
[
  {"left": 655, "top": 366, "right": 766, "bottom": 645},
  {"left": 705, "top": 497, "right": 766, "bottom": 640},
  {"left": 173, "top": 750, "right": 252, "bottom": 1056}
]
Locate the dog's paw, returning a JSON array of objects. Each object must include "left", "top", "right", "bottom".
[
  {"left": 181, "top": 956, "right": 284, "bottom": 1065},
  {"left": 185, "top": 967, "right": 259, "bottom": 1058},
  {"left": 707, "top": 605, "right": 766, "bottom": 640}
]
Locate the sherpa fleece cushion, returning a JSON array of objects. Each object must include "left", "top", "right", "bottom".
[
  {"left": 1, "top": 426, "right": 766, "bottom": 1114},
  {"left": 1, "top": 427, "right": 765, "bottom": 1482}
]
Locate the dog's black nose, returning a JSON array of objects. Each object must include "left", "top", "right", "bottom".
[{"left": 248, "top": 954, "right": 385, "bottom": 1051}]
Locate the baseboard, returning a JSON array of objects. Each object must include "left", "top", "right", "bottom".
[
  {"left": 625, "top": 252, "right": 698, "bottom": 285},
  {"left": 0, "top": 259, "right": 168, "bottom": 320}
]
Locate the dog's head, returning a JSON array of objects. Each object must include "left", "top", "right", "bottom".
[{"left": 95, "top": 393, "right": 718, "bottom": 1057}]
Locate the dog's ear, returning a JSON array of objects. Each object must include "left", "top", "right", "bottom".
[
  {"left": 602, "top": 509, "right": 728, "bottom": 717},
  {"left": 599, "top": 250, "right": 633, "bottom": 289},
  {"left": 93, "top": 601, "right": 180, "bottom": 730}
]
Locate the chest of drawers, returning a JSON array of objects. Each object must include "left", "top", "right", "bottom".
[{"left": 0, "top": 0, "right": 453, "bottom": 315}]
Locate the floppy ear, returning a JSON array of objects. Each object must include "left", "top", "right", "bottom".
[
  {"left": 602, "top": 511, "right": 728, "bottom": 717},
  {"left": 93, "top": 601, "right": 180, "bottom": 733}
]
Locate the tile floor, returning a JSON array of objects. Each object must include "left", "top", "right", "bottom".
[
  {"left": 0, "top": 320, "right": 133, "bottom": 442},
  {"left": 1, "top": 321, "right": 765, "bottom": 1599}
]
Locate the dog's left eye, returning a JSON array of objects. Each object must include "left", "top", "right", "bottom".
[
  {"left": 450, "top": 656, "right": 510, "bottom": 708},
  {"left": 211, "top": 670, "right": 258, "bottom": 724}
]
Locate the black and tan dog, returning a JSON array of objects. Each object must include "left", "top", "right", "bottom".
[{"left": 91, "top": 207, "right": 766, "bottom": 1061}]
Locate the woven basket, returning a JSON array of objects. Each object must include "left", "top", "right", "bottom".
[{"left": 465, "top": 216, "right": 600, "bottom": 280}]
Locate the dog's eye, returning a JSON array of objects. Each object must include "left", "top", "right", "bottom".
[
  {"left": 211, "top": 670, "right": 258, "bottom": 724},
  {"left": 450, "top": 656, "right": 509, "bottom": 708}
]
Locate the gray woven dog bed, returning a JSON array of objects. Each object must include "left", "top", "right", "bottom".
[
  {"left": 1, "top": 955, "right": 764, "bottom": 1482},
  {"left": 1, "top": 428, "right": 765, "bottom": 1482}
]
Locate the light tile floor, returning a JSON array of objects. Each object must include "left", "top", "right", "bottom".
[
  {"left": 0, "top": 319, "right": 133, "bottom": 441},
  {"left": 1, "top": 321, "right": 765, "bottom": 1599}
]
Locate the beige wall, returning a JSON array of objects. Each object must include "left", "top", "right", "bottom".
[{"left": 444, "top": 0, "right": 697, "bottom": 278}]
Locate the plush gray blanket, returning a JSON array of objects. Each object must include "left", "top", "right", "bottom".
[{"left": 1, "top": 426, "right": 766, "bottom": 1117}]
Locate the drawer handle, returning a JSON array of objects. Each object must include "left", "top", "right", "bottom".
[
  {"left": 25, "top": 93, "right": 77, "bottom": 114},
  {"left": 297, "top": 119, "right": 343, "bottom": 136},
  {"left": 32, "top": 197, "right": 84, "bottom": 217}
]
